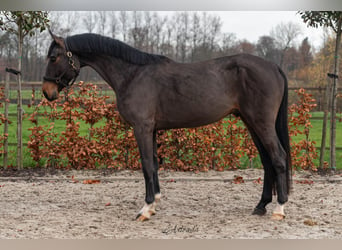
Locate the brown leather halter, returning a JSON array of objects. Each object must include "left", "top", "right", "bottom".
[{"left": 43, "top": 38, "right": 80, "bottom": 89}]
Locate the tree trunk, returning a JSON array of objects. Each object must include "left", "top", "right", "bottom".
[
  {"left": 17, "top": 24, "right": 23, "bottom": 170},
  {"left": 329, "top": 17, "right": 342, "bottom": 171}
]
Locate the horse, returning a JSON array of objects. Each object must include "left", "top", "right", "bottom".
[{"left": 42, "top": 30, "right": 291, "bottom": 222}]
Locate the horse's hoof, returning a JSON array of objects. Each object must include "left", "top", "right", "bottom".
[
  {"left": 252, "top": 207, "right": 267, "bottom": 216},
  {"left": 271, "top": 213, "right": 285, "bottom": 220},
  {"left": 136, "top": 214, "right": 150, "bottom": 222},
  {"left": 155, "top": 193, "right": 161, "bottom": 203}
]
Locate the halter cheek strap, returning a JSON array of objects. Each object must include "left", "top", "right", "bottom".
[
  {"left": 43, "top": 69, "right": 67, "bottom": 85},
  {"left": 43, "top": 38, "right": 80, "bottom": 88}
]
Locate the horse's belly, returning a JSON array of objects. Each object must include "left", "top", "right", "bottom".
[{"left": 155, "top": 98, "right": 234, "bottom": 130}]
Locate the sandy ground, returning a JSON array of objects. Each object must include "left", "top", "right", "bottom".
[{"left": 0, "top": 168, "right": 341, "bottom": 239}]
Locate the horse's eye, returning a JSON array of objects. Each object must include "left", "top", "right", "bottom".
[{"left": 50, "top": 56, "right": 57, "bottom": 62}]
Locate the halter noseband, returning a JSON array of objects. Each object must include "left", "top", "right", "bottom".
[{"left": 43, "top": 38, "right": 80, "bottom": 88}]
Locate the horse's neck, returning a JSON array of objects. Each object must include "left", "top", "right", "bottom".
[{"left": 79, "top": 55, "right": 137, "bottom": 94}]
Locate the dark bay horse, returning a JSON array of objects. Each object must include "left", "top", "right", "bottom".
[{"left": 42, "top": 31, "right": 291, "bottom": 221}]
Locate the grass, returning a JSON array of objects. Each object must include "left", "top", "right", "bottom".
[
  {"left": 1, "top": 104, "right": 94, "bottom": 168},
  {"left": 294, "top": 112, "right": 342, "bottom": 169},
  {"left": 1, "top": 103, "right": 342, "bottom": 169}
]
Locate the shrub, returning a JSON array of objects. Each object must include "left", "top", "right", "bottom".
[{"left": 27, "top": 82, "right": 318, "bottom": 171}]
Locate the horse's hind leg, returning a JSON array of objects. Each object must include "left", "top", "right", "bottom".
[
  {"left": 242, "top": 115, "right": 288, "bottom": 220},
  {"left": 255, "top": 127, "right": 288, "bottom": 220},
  {"left": 245, "top": 126, "right": 274, "bottom": 216},
  {"left": 241, "top": 120, "right": 274, "bottom": 215}
]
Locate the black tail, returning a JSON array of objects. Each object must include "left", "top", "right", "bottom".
[{"left": 276, "top": 67, "right": 292, "bottom": 194}]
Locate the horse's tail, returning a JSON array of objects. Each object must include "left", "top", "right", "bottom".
[{"left": 276, "top": 67, "right": 292, "bottom": 195}]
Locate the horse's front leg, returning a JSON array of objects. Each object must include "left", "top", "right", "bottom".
[
  {"left": 152, "top": 130, "right": 162, "bottom": 205},
  {"left": 134, "top": 125, "right": 158, "bottom": 221}
]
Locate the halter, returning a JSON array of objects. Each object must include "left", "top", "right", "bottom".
[{"left": 43, "top": 38, "right": 80, "bottom": 89}]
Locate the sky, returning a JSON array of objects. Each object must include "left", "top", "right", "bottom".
[
  {"left": 214, "top": 11, "right": 325, "bottom": 50},
  {"left": 159, "top": 11, "right": 326, "bottom": 50}
]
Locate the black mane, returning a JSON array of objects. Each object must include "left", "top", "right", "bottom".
[{"left": 64, "top": 33, "right": 169, "bottom": 65}]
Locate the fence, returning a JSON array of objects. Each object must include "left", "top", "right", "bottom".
[
  {"left": 0, "top": 81, "right": 341, "bottom": 170},
  {"left": 4, "top": 82, "right": 342, "bottom": 112}
]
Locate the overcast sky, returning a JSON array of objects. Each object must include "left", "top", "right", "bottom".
[
  {"left": 159, "top": 11, "right": 326, "bottom": 50},
  {"left": 214, "top": 11, "right": 325, "bottom": 49}
]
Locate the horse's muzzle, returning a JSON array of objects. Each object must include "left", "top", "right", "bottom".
[{"left": 42, "top": 81, "right": 59, "bottom": 101}]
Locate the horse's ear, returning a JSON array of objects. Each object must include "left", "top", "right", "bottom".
[{"left": 48, "top": 29, "right": 65, "bottom": 49}]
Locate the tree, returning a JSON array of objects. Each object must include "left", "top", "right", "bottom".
[
  {"left": 299, "top": 11, "right": 342, "bottom": 170},
  {"left": 150, "top": 12, "right": 167, "bottom": 54},
  {"left": 221, "top": 32, "right": 238, "bottom": 56},
  {"left": 208, "top": 15, "right": 222, "bottom": 52},
  {"left": 119, "top": 11, "right": 129, "bottom": 42},
  {"left": 0, "top": 31, "right": 16, "bottom": 82},
  {"left": 283, "top": 47, "right": 300, "bottom": 73},
  {"left": 293, "top": 37, "right": 314, "bottom": 84},
  {"left": 97, "top": 11, "right": 107, "bottom": 36},
  {"left": 190, "top": 12, "right": 201, "bottom": 61},
  {"left": 161, "top": 17, "right": 175, "bottom": 58},
  {"left": 130, "top": 11, "right": 145, "bottom": 49},
  {"left": 175, "top": 12, "right": 190, "bottom": 62},
  {"left": 256, "top": 35, "right": 280, "bottom": 63},
  {"left": 237, "top": 40, "right": 256, "bottom": 54},
  {"left": 298, "top": 37, "right": 313, "bottom": 68},
  {"left": 0, "top": 11, "right": 49, "bottom": 169},
  {"left": 188, "top": 12, "right": 222, "bottom": 62},
  {"left": 109, "top": 11, "right": 118, "bottom": 39},
  {"left": 83, "top": 11, "right": 96, "bottom": 33},
  {"left": 48, "top": 11, "right": 78, "bottom": 36},
  {"left": 270, "top": 22, "right": 302, "bottom": 69}
]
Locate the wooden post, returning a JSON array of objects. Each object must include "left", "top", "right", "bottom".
[
  {"left": 319, "top": 80, "right": 332, "bottom": 169},
  {"left": 3, "top": 72, "right": 10, "bottom": 168},
  {"left": 16, "top": 24, "right": 23, "bottom": 170}
]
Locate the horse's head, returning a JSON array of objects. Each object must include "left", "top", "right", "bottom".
[{"left": 42, "top": 30, "right": 80, "bottom": 101}]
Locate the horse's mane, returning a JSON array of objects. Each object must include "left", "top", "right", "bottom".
[{"left": 53, "top": 33, "right": 170, "bottom": 65}]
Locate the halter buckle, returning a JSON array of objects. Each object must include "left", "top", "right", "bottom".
[{"left": 43, "top": 49, "right": 79, "bottom": 88}]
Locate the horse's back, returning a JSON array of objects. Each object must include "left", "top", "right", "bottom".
[{"left": 119, "top": 54, "right": 285, "bottom": 130}]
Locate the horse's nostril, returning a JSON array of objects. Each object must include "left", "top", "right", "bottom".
[
  {"left": 43, "top": 90, "right": 48, "bottom": 99},
  {"left": 43, "top": 90, "right": 57, "bottom": 102}
]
